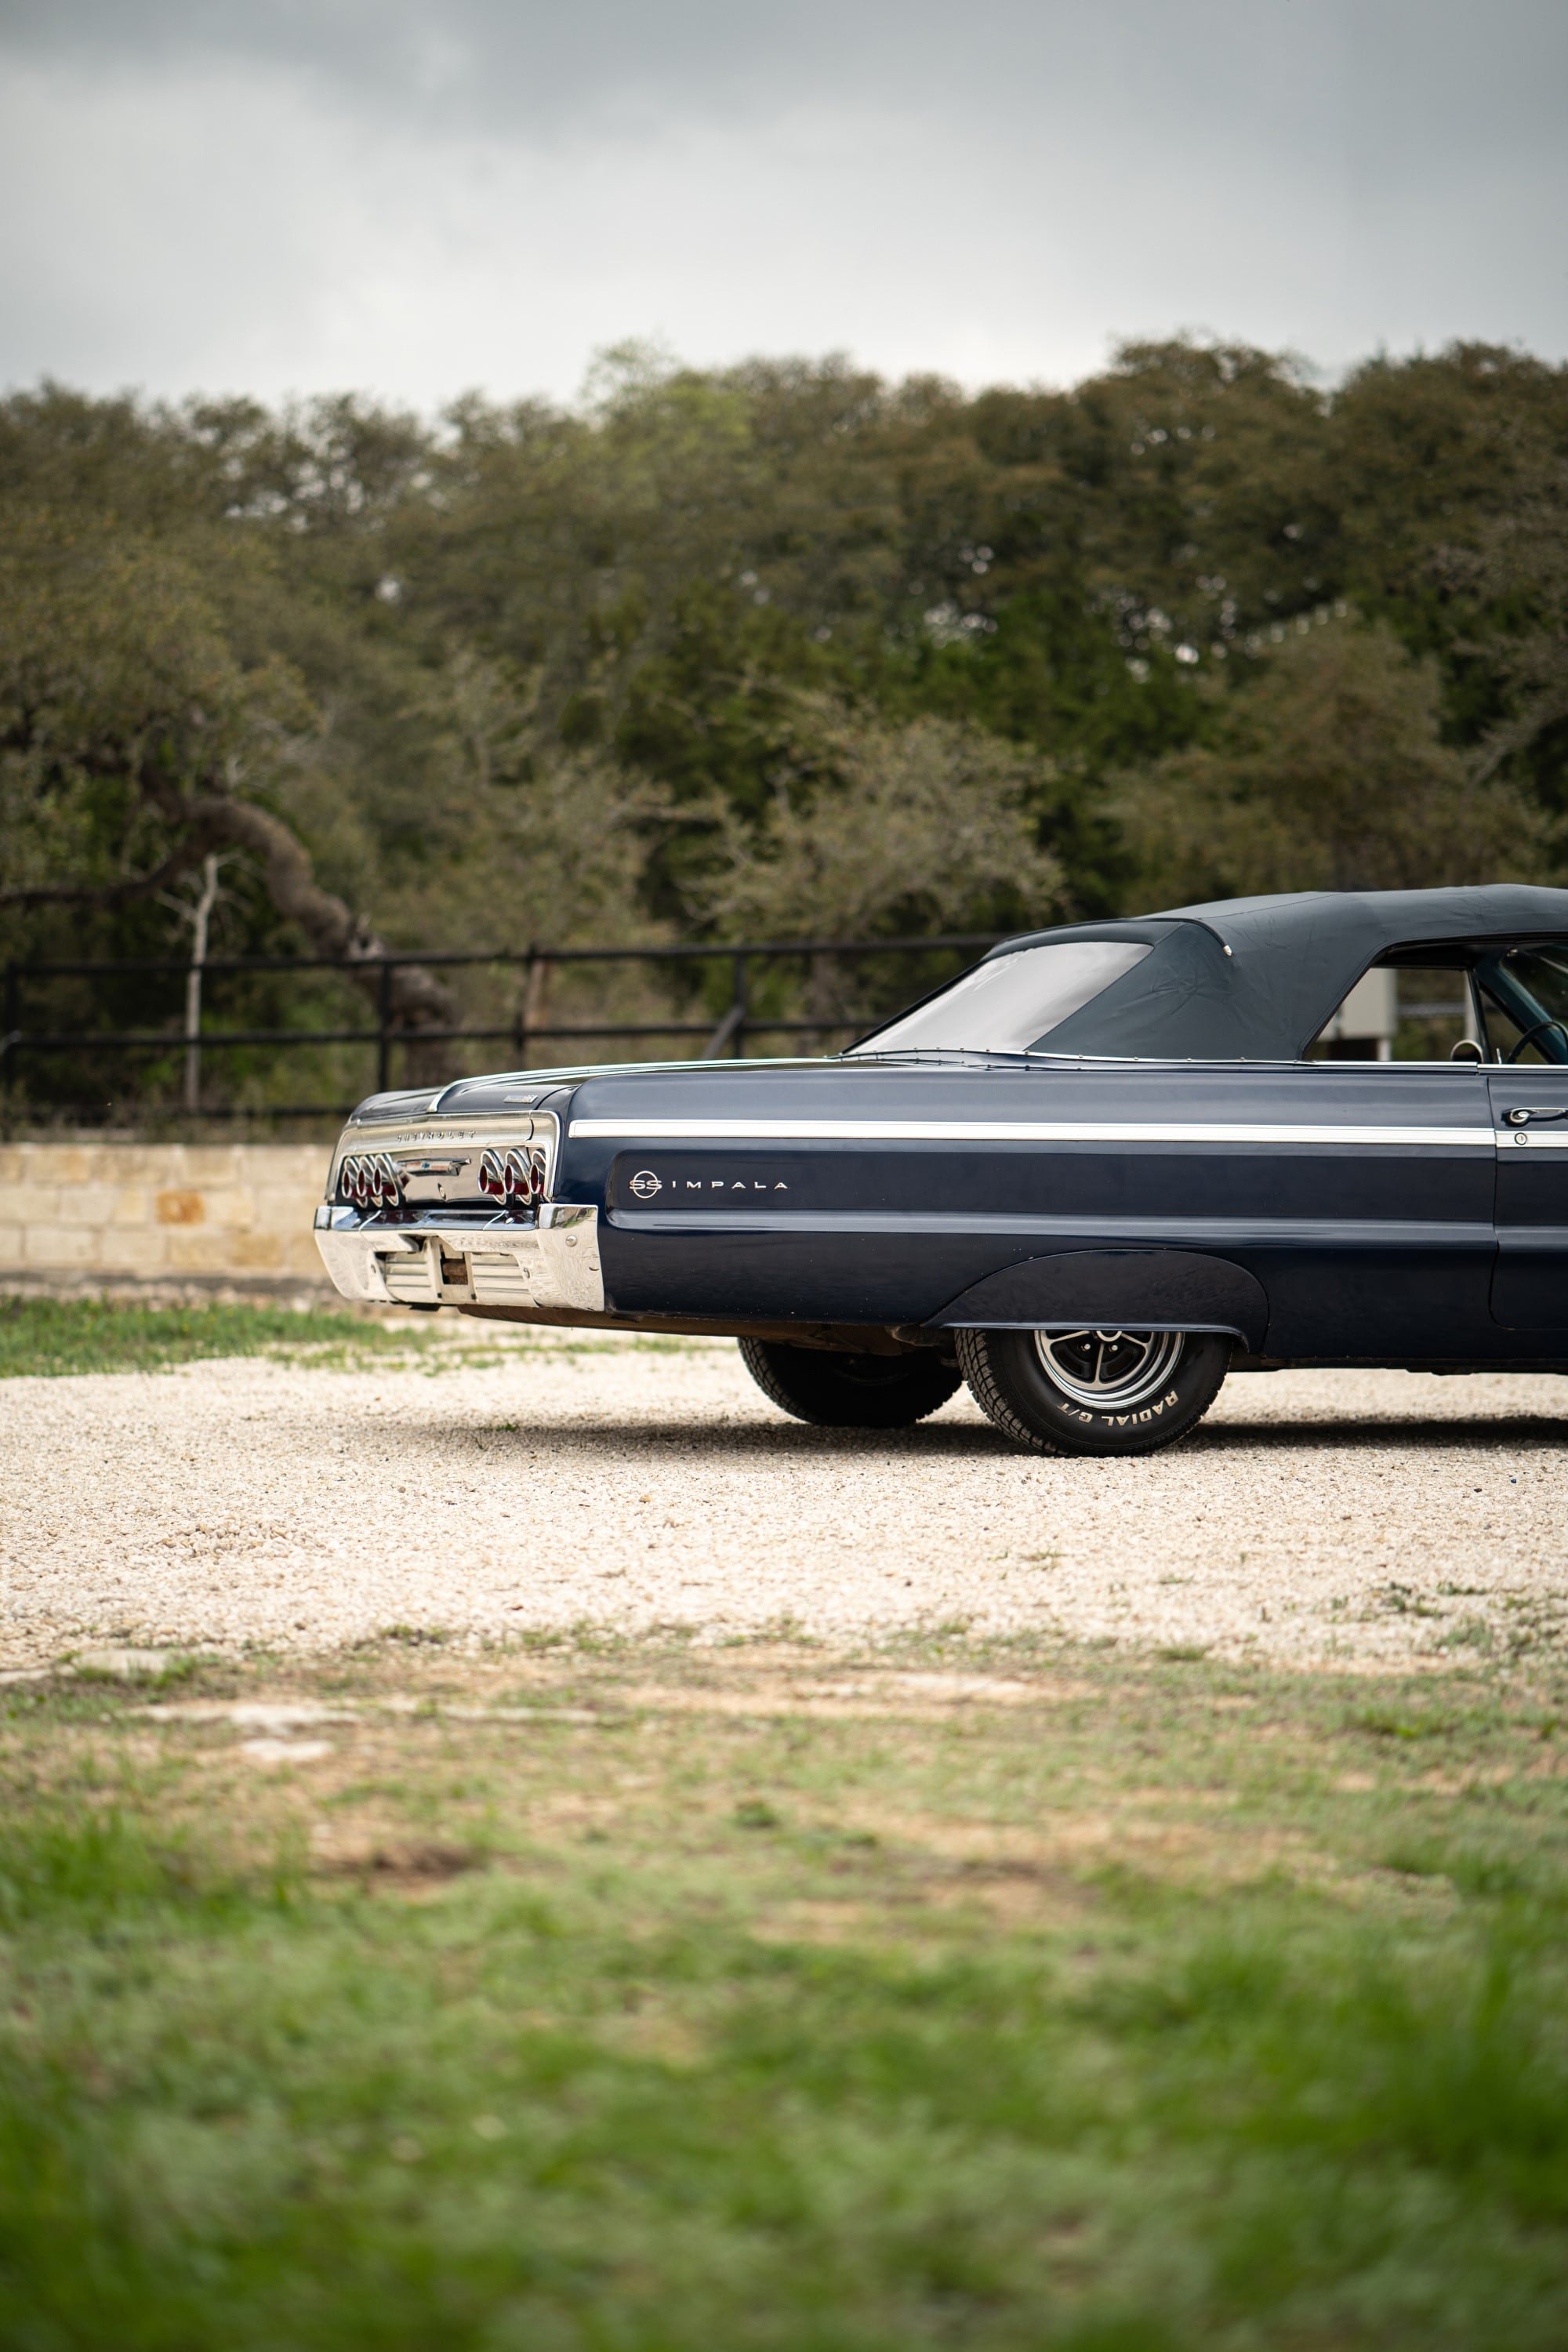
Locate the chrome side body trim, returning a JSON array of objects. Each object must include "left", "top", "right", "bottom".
[
  {"left": 314, "top": 1203, "right": 604, "bottom": 1312},
  {"left": 610, "top": 1211, "right": 1487, "bottom": 1249},
  {"left": 571, "top": 1117, "right": 1489, "bottom": 1149}
]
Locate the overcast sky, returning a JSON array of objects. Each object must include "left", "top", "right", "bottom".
[{"left": 2, "top": 0, "right": 1564, "bottom": 412}]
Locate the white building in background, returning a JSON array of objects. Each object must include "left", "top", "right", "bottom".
[{"left": 1316, "top": 967, "right": 1397, "bottom": 1059}]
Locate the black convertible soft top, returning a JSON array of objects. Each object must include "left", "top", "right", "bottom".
[{"left": 989, "top": 886, "right": 1568, "bottom": 1060}]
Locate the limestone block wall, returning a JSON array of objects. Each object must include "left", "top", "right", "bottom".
[{"left": 0, "top": 1142, "right": 332, "bottom": 1286}]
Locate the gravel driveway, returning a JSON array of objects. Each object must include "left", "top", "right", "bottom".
[{"left": 5, "top": 1337, "right": 1566, "bottom": 1671}]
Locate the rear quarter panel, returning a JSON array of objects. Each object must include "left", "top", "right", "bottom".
[{"left": 561, "top": 1060, "right": 1497, "bottom": 1354}]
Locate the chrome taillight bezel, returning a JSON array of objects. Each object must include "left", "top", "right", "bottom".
[
  {"left": 329, "top": 1112, "right": 560, "bottom": 1218},
  {"left": 337, "top": 1151, "right": 405, "bottom": 1210},
  {"left": 477, "top": 1145, "right": 548, "bottom": 1212}
]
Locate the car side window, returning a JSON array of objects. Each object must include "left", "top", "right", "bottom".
[
  {"left": 1308, "top": 964, "right": 1480, "bottom": 1062},
  {"left": 1310, "top": 940, "right": 1568, "bottom": 1065},
  {"left": 1474, "top": 944, "right": 1568, "bottom": 1065}
]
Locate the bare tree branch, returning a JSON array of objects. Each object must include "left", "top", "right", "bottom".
[
  {"left": 179, "top": 797, "right": 456, "bottom": 1034},
  {"left": 1, "top": 791, "right": 458, "bottom": 1046}
]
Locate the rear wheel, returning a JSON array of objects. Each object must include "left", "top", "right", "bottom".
[
  {"left": 956, "top": 1327, "right": 1230, "bottom": 1457},
  {"left": 739, "top": 1338, "right": 961, "bottom": 1429}
]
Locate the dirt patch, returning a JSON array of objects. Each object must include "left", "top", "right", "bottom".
[{"left": 309, "top": 1828, "right": 482, "bottom": 1889}]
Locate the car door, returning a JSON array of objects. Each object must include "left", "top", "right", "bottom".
[
  {"left": 1236, "top": 1056, "right": 1496, "bottom": 1358},
  {"left": 1488, "top": 1073, "right": 1568, "bottom": 1329},
  {"left": 1477, "top": 943, "right": 1568, "bottom": 1332}
]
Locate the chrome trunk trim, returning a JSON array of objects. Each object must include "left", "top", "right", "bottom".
[{"left": 327, "top": 1111, "right": 562, "bottom": 1210}]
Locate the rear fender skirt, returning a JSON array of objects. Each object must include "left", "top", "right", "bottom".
[{"left": 928, "top": 1248, "right": 1269, "bottom": 1352}]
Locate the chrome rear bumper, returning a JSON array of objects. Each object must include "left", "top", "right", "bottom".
[{"left": 313, "top": 1203, "right": 604, "bottom": 1312}]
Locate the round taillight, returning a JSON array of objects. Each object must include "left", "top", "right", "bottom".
[{"left": 477, "top": 1149, "right": 506, "bottom": 1197}]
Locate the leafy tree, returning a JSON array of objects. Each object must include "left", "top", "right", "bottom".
[
  {"left": 4, "top": 337, "right": 1568, "bottom": 1111},
  {"left": 0, "top": 505, "right": 457, "bottom": 1043},
  {"left": 1471, "top": 455, "right": 1568, "bottom": 800},
  {"left": 1111, "top": 618, "right": 1551, "bottom": 904},
  {"left": 692, "top": 696, "right": 1062, "bottom": 1020}
]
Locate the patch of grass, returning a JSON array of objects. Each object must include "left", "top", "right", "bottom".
[
  {"left": 0, "top": 1296, "right": 728, "bottom": 1377},
  {"left": 0, "top": 1294, "right": 441, "bottom": 1377},
  {"left": 1348, "top": 1702, "right": 1475, "bottom": 1741},
  {"left": 1, "top": 1639, "right": 1566, "bottom": 2347},
  {"left": 0, "top": 1802, "right": 293, "bottom": 1935}
]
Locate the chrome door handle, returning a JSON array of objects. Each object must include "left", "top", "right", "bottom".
[{"left": 1504, "top": 1105, "right": 1568, "bottom": 1125}]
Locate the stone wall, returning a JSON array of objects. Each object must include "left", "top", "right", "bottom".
[{"left": 0, "top": 1142, "right": 332, "bottom": 1289}]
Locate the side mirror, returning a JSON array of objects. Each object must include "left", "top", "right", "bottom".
[{"left": 1450, "top": 1038, "right": 1484, "bottom": 1064}]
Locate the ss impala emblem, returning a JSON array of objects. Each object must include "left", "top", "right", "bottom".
[{"left": 630, "top": 1169, "right": 662, "bottom": 1200}]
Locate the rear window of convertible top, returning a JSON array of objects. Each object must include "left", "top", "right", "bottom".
[{"left": 849, "top": 941, "right": 1152, "bottom": 1058}]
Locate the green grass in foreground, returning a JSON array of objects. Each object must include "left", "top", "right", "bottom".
[{"left": 1, "top": 1635, "right": 1566, "bottom": 2349}]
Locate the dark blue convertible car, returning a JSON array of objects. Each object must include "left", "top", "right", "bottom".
[{"left": 314, "top": 885, "right": 1568, "bottom": 1456}]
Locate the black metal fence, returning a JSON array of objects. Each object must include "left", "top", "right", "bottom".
[{"left": 1, "top": 932, "right": 1004, "bottom": 1123}]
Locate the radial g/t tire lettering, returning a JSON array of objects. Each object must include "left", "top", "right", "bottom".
[
  {"left": 956, "top": 1327, "right": 1231, "bottom": 1457},
  {"left": 739, "top": 1338, "right": 961, "bottom": 1429}
]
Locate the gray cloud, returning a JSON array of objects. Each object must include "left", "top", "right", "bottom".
[
  {"left": 8, "top": 0, "right": 1566, "bottom": 149},
  {"left": 1, "top": 0, "right": 1563, "bottom": 407}
]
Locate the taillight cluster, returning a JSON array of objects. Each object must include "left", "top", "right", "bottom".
[
  {"left": 338, "top": 1152, "right": 403, "bottom": 1209},
  {"left": 477, "top": 1145, "right": 547, "bottom": 1210}
]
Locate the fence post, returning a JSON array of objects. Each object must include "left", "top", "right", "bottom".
[
  {"left": 1, "top": 960, "right": 17, "bottom": 1109},
  {"left": 731, "top": 950, "right": 748, "bottom": 1058},
  {"left": 376, "top": 959, "right": 394, "bottom": 1093},
  {"left": 520, "top": 952, "right": 552, "bottom": 1070},
  {"left": 513, "top": 950, "right": 530, "bottom": 1067},
  {"left": 183, "top": 852, "right": 221, "bottom": 1115}
]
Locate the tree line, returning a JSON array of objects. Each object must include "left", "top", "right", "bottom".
[{"left": 2, "top": 336, "right": 1565, "bottom": 1103}]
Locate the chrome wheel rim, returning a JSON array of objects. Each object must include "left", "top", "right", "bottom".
[{"left": 1033, "top": 1328, "right": 1184, "bottom": 1410}]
